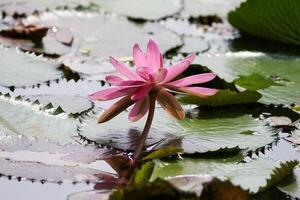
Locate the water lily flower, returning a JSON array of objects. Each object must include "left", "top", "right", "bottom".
[{"left": 89, "top": 39, "right": 218, "bottom": 123}]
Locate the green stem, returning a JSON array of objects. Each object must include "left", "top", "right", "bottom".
[{"left": 133, "top": 93, "right": 156, "bottom": 160}]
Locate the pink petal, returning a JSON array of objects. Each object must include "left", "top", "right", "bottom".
[
  {"left": 98, "top": 95, "right": 134, "bottom": 123},
  {"left": 166, "top": 73, "right": 216, "bottom": 87},
  {"left": 110, "top": 57, "right": 140, "bottom": 80},
  {"left": 88, "top": 87, "right": 136, "bottom": 101},
  {"left": 136, "top": 67, "right": 154, "bottom": 81},
  {"left": 119, "top": 80, "right": 146, "bottom": 87},
  {"left": 133, "top": 43, "right": 146, "bottom": 68},
  {"left": 157, "top": 89, "right": 185, "bottom": 120},
  {"left": 145, "top": 39, "right": 163, "bottom": 70},
  {"left": 178, "top": 87, "right": 218, "bottom": 98},
  {"left": 131, "top": 83, "right": 154, "bottom": 101},
  {"left": 163, "top": 53, "right": 196, "bottom": 83},
  {"left": 128, "top": 95, "right": 150, "bottom": 122},
  {"left": 105, "top": 75, "right": 124, "bottom": 85},
  {"left": 154, "top": 68, "right": 167, "bottom": 83}
]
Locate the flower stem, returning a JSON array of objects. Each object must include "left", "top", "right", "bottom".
[{"left": 133, "top": 93, "right": 156, "bottom": 160}]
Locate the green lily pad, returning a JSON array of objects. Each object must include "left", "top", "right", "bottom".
[
  {"left": 228, "top": 0, "right": 300, "bottom": 46},
  {"left": 152, "top": 156, "right": 298, "bottom": 193},
  {"left": 234, "top": 73, "right": 279, "bottom": 91},
  {"left": 195, "top": 53, "right": 300, "bottom": 105},
  {"left": 0, "top": 95, "right": 78, "bottom": 145},
  {"left": 179, "top": 89, "right": 262, "bottom": 107},
  {"left": 94, "top": 0, "right": 182, "bottom": 20},
  {"left": 79, "top": 107, "right": 276, "bottom": 154},
  {"left": 0, "top": 47, "right": 61, "bottom": 88}
]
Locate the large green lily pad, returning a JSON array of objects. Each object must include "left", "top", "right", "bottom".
[
  {"left": 152, "top": 155, "right": 298, "bottom": 193},
  {"left": 79, "top": 107, "right": 276, "bottom": 154},
  {"left": 195, "top": 53, "right": 300, "bottom": 105},
  {"left": 228, "top": 0, "right": 300, "bottom": 46},
  {"left": 0, "top": 47, "right": 61, "bottom": 88}
]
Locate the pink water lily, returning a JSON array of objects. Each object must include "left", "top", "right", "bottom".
[{"left": 89, "top": 39, "right": 217, "bottom": 123}]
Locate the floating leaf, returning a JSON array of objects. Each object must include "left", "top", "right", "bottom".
[
  {"left": 0, "top": 95, "right": 78, "bottom": 145},
  {"left": 234, "top": 73, "right": 279, "bottom": 91},
  {"left": 94, "top": 0, "right": 182, "bottom": 20},
  {"left": 0, "top": 134, "right": 109, "bottom": 164},
  {"left": 0, "top": 46, "right": 62, "bottom": 88},
  {"left": 195, "top": 53, "right": 300, "bottom": 105},
  {"left": 21, "top": 95, "right": 93, "bottom": 116},
  {"left": 0, "top": 158, "right": 112, "bottom": 184},
  {"left": 181, "top": 0, "right": 244, "bottom": 18},
  {"left": 278, "top": 167, "right": 300, "bottom": 199},
  {"left": 26, "top": 11, "right": 181, "bottom": 58},
  {"left": 79, "top": 108, "right": 276, "bottom": 154},
  {"left": 0, "top": 0, "right": 87, "bottom": 16},
  {"left": 68, "top": 190, "right": 112, "bottom": 200},
  {"left": 179, "top": 36, "right": 210, "bottom": 54},
  {"left": 152, "top": 156, "right": 298, "bottom": 193},
  {"left": 167, "top": 175, "right": 249, "bottom": 199},
  {"left": 109, "top": 178, "right": 198, "bottom": 200},
  {"left": 228, "top": 0, "right": 300, "bottom": 45},
  {"left": 179, "top": 89, "right": 261, "bottom": 107}
]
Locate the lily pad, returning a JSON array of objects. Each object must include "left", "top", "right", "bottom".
[
  {"left": 68, "top": 190, "right": 112, "bottom": 200},
  {"left": 94, "top": 0, "right": 182, "bottom": 20},
  {"left": 228, "top": 0, "right": 300, "bottom": 46},
  {"left": 152, "top": 156, "right": 298, "bottom": 193},
  {"left": 0, "top": 158, "right": 112, "bottom": 184},
  {"left": 79, "top": 107, "right": 276, "bottom": 154},
  {"left": 179, "top": 36, "right": 210, "bottom": 54},
  {"left": 278, "top": 167, "right": 300, "bottom": 199},
  {"left": 0, "top": 46, "right": 62, "bottom": 88},
  {"left": 0, "top": 95, "right": 78, "bottom": 145},
  {"left": 0, "top": 0, "right": 88, "bottom": 16},
  {"left": 195, "top": 52, "right": 300, "bottom": 105},
  {"left": 234, "top": 73, "right": 279, "bottom": 91},
  {"left": 21, "top": 95, "right": 94, "bottom": 116},
  {"left": 181, "top": 0, "right": 244, "bottom": 18},
  {"left": 179, "top": 89, "right": 262, "bottom": 107},
  {"left": 0, "top": 135, "right": 109, "bottom": 164},
  {"left": 27, "top": 11, "right": 182, "bottom": 58}
]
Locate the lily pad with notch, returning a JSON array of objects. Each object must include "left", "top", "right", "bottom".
[{"left": 79, "top": 107, "right": 276, "bottom": 154}]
